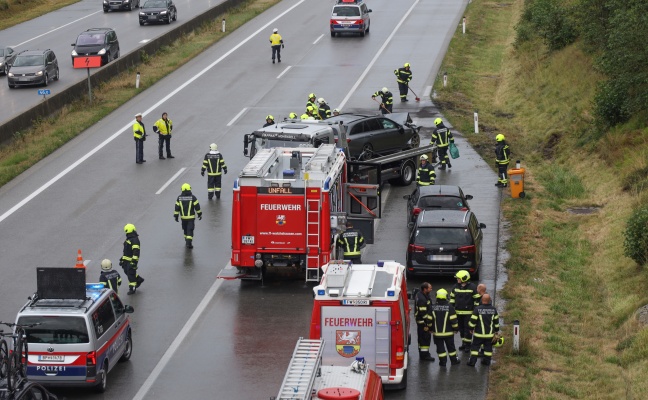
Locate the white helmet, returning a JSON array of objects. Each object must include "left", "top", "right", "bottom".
[
  {"left": 210, "top": 143, "right": 217, "bottom": 151},
  {"left": 382, "top": 87, "right": 389, "bottom": 93},
  {"left": 273, "top": 28, "right": 278, "bottom": 33},
  {"left": 101, "top": 259, "right": 112, "bottom": 271},
  {"left": 318, "top": 98, "right": 326, "bottom": 104},
  {"left": 420, "top": 154, "right": 429, "bottom": 160}
]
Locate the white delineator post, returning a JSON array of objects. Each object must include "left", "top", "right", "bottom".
[
  {"left": 513, "top": 320, "right": 520, "bottom": 354},
  {"left": 463, "top": 17, "right": 466, "bottom": 34},
  {"left": 443, "top": 71, "right": 447, "bottom": 88},
  {"left": 136, "top": 72, "right": 140, "bottom": 89},
  {"left": 222, "top": 18, "right": 226, "bottom": 33},
  {"left": 474, "top": 110, "right": 479, "bottom": 134}
]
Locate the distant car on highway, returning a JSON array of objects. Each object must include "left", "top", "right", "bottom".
[
  {"left": 330, "top": 0, "right": 372, "bottom": 37},
  {"left": 103, "top": 0, "right": 140, "bottom": 12},
  {"left": 139, "top": 0, "right": 177, "bottom": 25},
  {"left": 7, "top": 49, "right": 59, "bottom": 89},
  {"left": 403, "top": 185, "right": 473, "bottom": 228},
  {"left": 0, "top": 45, "right": 18, "bottom": 75},
  {"left": 71, "top": 28, "right": 120, "bottom": 66}
]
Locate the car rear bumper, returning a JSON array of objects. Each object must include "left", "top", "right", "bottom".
[
  {"left": 330, "top": 24, "right": 364, "bottom": 33},
  {"left": 406, "top": 260, "right": 477, "bottom": 277}
]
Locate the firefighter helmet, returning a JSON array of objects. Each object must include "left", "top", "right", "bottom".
[
  {"left": 266, "top": 115, "right": 274, "bottom": 121},
  {"left": 420, "top": 154, "right": 429, "bottom": 161},
  {"left": 333, "top": 108, "right": 340, "bottom": 114},
  {"left": 288, "top": 112, "right": 297, "bottom": 119},
  {"left": 124, "top": 223, "right": 136, "bottom": 234},
  {"left": 404, "top": 62, "right": 410, "bottom": 68},
  {"left": 308, "top": 93, "right": 316, "bottom": 100},
  {"left": 382, "top": 87, "right": 388, "bottom": 93},
  {"left": 318, "top": 98, "right": 326, "bottom": 104},
  {"left": 493, "top": 336, "right": 505, "bottom": 348},
  {"left": 101, "top": 259, "right": 112, "bottom": 271},
  {"left": 496, "top": 134, "right": 506, "bottom": 142},
  {"left": 181, "top": 183, "right": 191, "bottom": 191},
  {"left": 434, "top": 118, "right": 443, "bottom": 126},
  {"left": 436, "top": 288, "right": 448, "bottom": 300},
  {"left": 455, "top": 270, "right": 471, "bottom": 283},
  {"left": 210, "top": 143, "right": 217, "bottom": 151}
]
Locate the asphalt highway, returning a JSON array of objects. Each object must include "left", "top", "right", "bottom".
[{"left": 0, "top": 0, "right": 502, "bottom": 399}]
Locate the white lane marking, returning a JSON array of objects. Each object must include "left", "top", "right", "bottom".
[
  {"left": 227, "top": 107, "right": 248, "bottom": 126},
  {"left": 423, "top": 85, "right": 432, "bottom": 97},
  {"left": 313, "top": 34, "right": 324, "bottom": 45},
  {"left": 132, "top": 265, "right": 228, "bottom": 400},
  {"left": 277, "top": 66, "right": 291, "bottom": 79},
  {"left": 14, "top": 11, "right": 103, "bottom": 48},
  {"left": 338, "top": 0, "right": 420, "bottom": 110},
  {"left": 156, "top": 168, "right": 186, "bottom": 195},
  {"left": 0, "top": 0, "right": 307, "bottom": 225},
  {"left": 139, "top": 39, "right": 151, "bottom": 44}
]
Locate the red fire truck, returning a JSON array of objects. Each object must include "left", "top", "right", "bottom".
[{"left": 309, "top": 260, "right": 411, "bottom": 390}]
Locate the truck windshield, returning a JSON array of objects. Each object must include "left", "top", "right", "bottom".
[{"left": 18, "top": 316, "right": 90, "bottom": 344}]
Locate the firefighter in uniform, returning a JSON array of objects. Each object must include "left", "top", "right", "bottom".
[
  {"left": 133, "top": 112, "right": 146, "bottom": 164},
  {"left": 431, "top": 118, "right": 454, "bottom": 170},
  {"left": 269, "top": 28, "right": 283, "bottom": 63},
  {"left": 449, "top": 270, "right": 480, "bottom": 352},
  {"left": 416, "top": 154, "right": 436, "bottom": 186},
  {"left": 371, "top": 87, "right": 393, "bottom": 114},
  {"left": 263, "top": 115, "right": 275, "bottom": 127},
  {"left": 174, "top": 183, "right": 202, "bottom": 249},
  {"left": 120, "top": 224, "right": 144, "bottom": 295},
  {"left": 430, "top": 288, "right": 460, "bottom": 366},
  {"left": 394, "top": 62, "right": 412, "bottom": 102},
  {"left": 303, "top": 106, "right": 318, "bottom": 120},
  {"left": 495, "top": 134, "right": 511, "bottom": 187},
  {"left": 468, "top": 293, "right": 500, "bottom": 366},
  {"left": 317, "top": 98, "right": 331, "bottom": 120},
  {"left": 332, "top": 108, "right": 340, "bottom": 117},
  {"left": 153, "top": 112, "right": 174, "bottom": 160},
  {"left": 306, "top": 93, "right": 319, "bottom": 117},
  {"left": 201, "top": 143, "right": 227, "bottom": 200},
  {"left": 336, "top": 222, "right": 365, "bottom": 263},
  {"left": 414, "top": 282, "right": 435, "bottom": 361},
  {"left": 99, "top": 259, "right": 122, "bottom": 294}
]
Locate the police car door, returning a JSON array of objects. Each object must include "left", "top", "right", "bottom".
[
  {"left": 109, "top": 292, "right": 128, "bottom": 358},
  {"left": 92, "top": 299, "right": 117, "bottom": 368}
]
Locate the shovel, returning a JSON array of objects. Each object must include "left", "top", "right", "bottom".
[
  {"left": 372, "top": 97, "right": 391, "bottom": 113},
  {"left": 407, "top": 84, "right": 421, "bottom": 102}
]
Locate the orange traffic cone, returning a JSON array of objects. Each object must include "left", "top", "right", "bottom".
[{"left": 74, "top": 249, "right": 85, "bottom": 268}]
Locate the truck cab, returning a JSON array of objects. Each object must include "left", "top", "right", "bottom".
[
  {"left": 310, "top": 260, "right": 411, "bottom": 389},
  {"left": 243, "top": 121, "right": 335, "bottom": 159}
]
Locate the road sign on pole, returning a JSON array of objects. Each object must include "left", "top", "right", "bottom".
[
  {"left": 37, "top": 89, "right": 51, "bottom": 100},
  {"left": 73, "top": 56, "right": 103, "bottom": 105}
]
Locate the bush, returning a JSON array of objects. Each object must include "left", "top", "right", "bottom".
[
  {"left": 515, "top": 0, "right": 578, "bottom": 51},
  {"left": 623, "top": 205, "right": 648, "bottom": 266}
]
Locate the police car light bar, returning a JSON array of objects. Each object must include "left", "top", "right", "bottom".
[{"left": 86, "top": 283, "right": 105, "bottom": 291}]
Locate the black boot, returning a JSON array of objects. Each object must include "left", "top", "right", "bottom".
[
  {"left": 450, "top": 357, "right": 461, "bottom": 365},
  {"left": 208, "top": 193, "right": 213, "bottom": 200},
  {"left": 136, "top": 276, "right": 144, "bottom": 288},
  {"left": 216, "top": 192, "right": 220, "bottom": 199},
  {"left": 481, "top": 358, "right": 491, "bottom": 366},
  {"left": 186, "top": 239, "right": 193, "bottom": 249},
  {"left": 438, "top": 357, "right": 447, "bottom": 367},
  {"left": 467, "top": 357, "right": 477, "bottom": 367},
  {"left": 419, "top": 352, "right": 435, "bottom": 361},
  {"left": 127, "top": 287, "right": 136, "bottom": 295}
]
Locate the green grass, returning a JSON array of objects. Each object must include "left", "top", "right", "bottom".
[{"left": 0, "top": 0, "right": 81, "bottom": 31}]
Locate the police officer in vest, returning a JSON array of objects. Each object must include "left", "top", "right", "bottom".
[
  {"left": 468, "top": 293, "right": 500, "bottom": 366},
  {"left": 201, "top": 143, "right": 227, "bottom": 200},
  {"left": 269, "top": 28, "right": 283, "bottom": 63},
  {"left": 416, "top": 154, "right": 436, "bottom": 186},
  {"left": 133, "top": 112, "right": 146, "bottom": 164},
  {"left": 336, "top": 221, "right": 365, "bottom": 263},
  {"left": 430, "top": 288, "right": 460, "bottom": 366},
  {"left": 449, "top": 270, "right": 480, "bottom": 352},
  {"left": 431, "top": 118, "right": 454, "bottom": 170},
  {"left": 414, "top": 282, "right": 435, "bottom": 361},
  {"left": 120, "top": 224, "right": 144, "bottom": 295},
  {"left": 174, "top": 183, "right": 202, "bottom": 249},
  {"left": 99, "top": 259, "right": 122, "bottom": 294},
  {"left": 153, "top": 112, "right": 174, "bottom": 159}
]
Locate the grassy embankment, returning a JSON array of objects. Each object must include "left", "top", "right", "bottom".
[
  {"left": 434, "top": 0, "right": 648, "bottom": 398},
  {"left": 0, "top": 0, "right": 280, "bottom": 186},
  {"left": 0, "top": 0, "right": 81, "bottom": 31}
]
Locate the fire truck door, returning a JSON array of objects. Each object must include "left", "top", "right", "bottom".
[{"left": 344, "top": 183, "right": 380, "bottom": 244}]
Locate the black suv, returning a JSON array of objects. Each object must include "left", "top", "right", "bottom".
[
  {"left": 406, "top": 210, "right": 485, "bottom": 279},
  {"left": 403, "top": 185, "right": 473, "bottom": 228},
  {"left": 71, "top": 28, "right": 120, "bottom": 66},
  {"left": 139, "top": 0, "right": 177, "bottom": 25},
  {"left": 7, "top": 49, "right": 59, "bottom": 88},
  {"left": 0, "top": 45, "right": 18, "bottom": 75}
]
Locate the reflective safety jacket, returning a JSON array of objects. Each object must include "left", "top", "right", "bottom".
[
  {"left": 318, "top": 103, "right": 331, "bottom": 120},
  {"left": 133, "top": 121, "right": 146, "bottom": 140},
  {"left": 372, "top": 90, "right": 393, "bottom": 107},
  {"left": 431, "top": 123, "right": 454, "bottom": 148},
  {"left": 153, "top": 118, "right": 173, "bottom": 135},
  {"left": 174, "top": 190, "right": 202, "bottom": 220},
  {"left": 100, "top": 270, "right": 122, "bottom": 293},
  {"left": 394, "top": 67, "right": 412, "bottom": 84},
  {"left": 414, "top": 290, "right": 433, "bottom": 327},
  {"left": 306, "top": 101, "right": 320, "bottom": 119},
  {"left": 495, "top": 141, "right": 511, "bottom": 165},
  {"left": 202, "top": 151, "right": 227, "bottom": 176},
  {"left": 430, "top": 299, "right": 459, "bottom": 337},
  {"left": 301, "top": 113, "right": 314, "bottom": 120},
  {"left": 469, "top": 303, "right": 500, "bottom": 339},
  {"left": 121, "top": 232, "right": 140, "bottom": 265},
  {"left": 269, "top": 33, "right": 283, "bottom": 46},
  {"left": 449, "top": 282, "right": 480, "bottom": 315},
  {"left": 337, "top": 229, "right": 365, "bottom": 257},
  {"left": 417, "top": 162, "right": 436, "bottom": 186}
]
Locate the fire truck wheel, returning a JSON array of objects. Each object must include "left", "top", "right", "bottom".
[{"left": 390, "top": 160, "right": 416, "bottom": 186}]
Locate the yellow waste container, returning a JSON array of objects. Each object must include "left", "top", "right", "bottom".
[{"left": 508, "top": 167, "right": 525, "bottom": 198}]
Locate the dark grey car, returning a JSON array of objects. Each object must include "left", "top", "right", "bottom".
[
  {"left": 326, "top": 113, "right": 420, "bottom": 160},
  {"left": 0, "top": 46, "right": 18, "bottom": 75},
  {"left": 7, "top": 49, "right": 59, "bottom": 88},
  {"left": 71, "top": 28, "right": 120, "bottom": 66},
  {"left": 139, "top": 0, "right": 177, "bottom": 25}
]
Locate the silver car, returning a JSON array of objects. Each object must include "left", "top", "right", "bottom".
[
  {"left": 330, "top": 0, "right": 371, "bottom": 37},
  {"left": 7, "top": 49, "right": 59, "bottom": 88}
]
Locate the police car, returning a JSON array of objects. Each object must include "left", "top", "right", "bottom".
[
  {"left": 330, "top": 0, "right": 372, "bottom": 37},
  {"left": 15, "top": 268, "right": 134, "bottom": 392}
]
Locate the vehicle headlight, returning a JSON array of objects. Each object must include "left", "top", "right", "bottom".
[
  {"left": 98, "top": 49, "right": 106, "bottom": 55},
  {"left": 0, "top": 61, "right": 4, "bottom": 66},
  {"left": 8, "top": 72, "right": 14, "bottom": 77},
  {"left": 36, "top": 70, "right": 43, "bottom": 76},
  {"left": 71, "top": 50, "right": 78, "bottom": 56},
  {"left": 124, "top": 0, "right": 130, "bottom": 2},
  {"left": 160, "top": 10, "right": 167, "bottom": 14},
  {"left": 140, "top": 12, "right": 145, "bottom": 16},
  {"left": 103, "top": 0, "right": 107, "bottom": 3}
]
